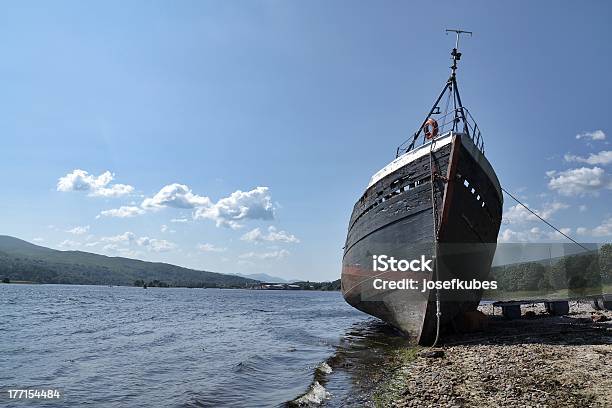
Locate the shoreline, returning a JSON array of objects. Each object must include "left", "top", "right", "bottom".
[
  {"left": 290, "top": 301, "right": 611, "bottom": 407},
  {"left": 372, "top": 301, "right": 612, "bottom": 407},
  {"left": 0, "top": 282, "right": 341, "bottom": 291}
]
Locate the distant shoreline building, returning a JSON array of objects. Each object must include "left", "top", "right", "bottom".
[{"left": 253, "top": 282, "right": 302, "bottom": 290}]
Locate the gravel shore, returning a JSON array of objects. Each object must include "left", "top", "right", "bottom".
[{"left": 375, "top": 301, "right": 612, "bottom": 408}]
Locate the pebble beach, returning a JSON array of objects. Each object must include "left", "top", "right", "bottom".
[{"left": 372, "top": 301, "right": 612, "bottom": 408}]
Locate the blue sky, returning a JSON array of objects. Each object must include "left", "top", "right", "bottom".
[{"left": 1, "top": 1, "right": 611, "bottom": 281}]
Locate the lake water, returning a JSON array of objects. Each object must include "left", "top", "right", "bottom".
[{"left": 1, "top": 284, "right": 407, "bottom": 407}]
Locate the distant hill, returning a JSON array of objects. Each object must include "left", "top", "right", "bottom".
[
  {"left": 233, "top": 272, "right": 300, "bottom": 283},
  {"left": 0, "top": 235, "right": 256, "bottom": 287}
]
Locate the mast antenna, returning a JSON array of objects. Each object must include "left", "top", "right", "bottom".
[{"left": 445, "top": 29, "right": 472, "bottom": 77}]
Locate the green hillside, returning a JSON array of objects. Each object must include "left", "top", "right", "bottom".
[{"left": 0, "top": 235, "right": 256, "bottom": 287}]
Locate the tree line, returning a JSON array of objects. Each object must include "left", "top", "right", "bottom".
[{"left": 489, "top": 243, "right": 611, "bottom": 294}]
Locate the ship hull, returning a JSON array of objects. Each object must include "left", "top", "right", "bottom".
[{"left": 341, "top": 133, "right": 502, "bottom": 345}]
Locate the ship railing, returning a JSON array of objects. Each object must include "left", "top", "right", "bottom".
[{"left": 396, "top": 107, "right": 485, "bottom": 156}]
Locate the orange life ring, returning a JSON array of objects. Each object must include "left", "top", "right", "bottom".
[{"left": 423, "top": 118, "right": 439, "bottom": 139}]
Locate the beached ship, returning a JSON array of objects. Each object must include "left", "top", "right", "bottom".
[{"left": 341, "top": 31, "right": 503, "bottom": 345}]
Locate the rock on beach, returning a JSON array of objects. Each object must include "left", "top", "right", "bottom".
[{"left": 384, "top": 301, "right": 612, "bottom": 408}]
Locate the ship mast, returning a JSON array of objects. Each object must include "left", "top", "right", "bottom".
[
  {"left": 399, "top": 29, "right": 473, "bottom": 156},
  {"left": 447, "top": 29, "right": 472, "bottom": 133}
]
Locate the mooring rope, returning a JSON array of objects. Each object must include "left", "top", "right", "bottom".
[
  {"left": 501, "top": 187, "right": 590, "bottom": 252},
  {"left": 428, "top": 139, "right": 442, "bottom": 348}
]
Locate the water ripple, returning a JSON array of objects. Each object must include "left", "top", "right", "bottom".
[{"left": 1, "top": 284, "right": 368, "bottom": 408}]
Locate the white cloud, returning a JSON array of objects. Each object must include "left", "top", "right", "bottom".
[
  {"left": 502, "top": 202, "right": 568, "bottom": 225},
  {"left": 576, "top": 217, "right": 612, "bottom": 237},
  {"left": 498, "top": 228, "right": 533, "bottom": 243},
  {"left": 136, "top": 237, "right": 176, "bottom": 252},
  {"left": 100, "top": 183, "right": 276, "bottom": 229},
  {"left": 547, "top": 227, "right": 573, "bottom": 240},
  {"left": 101, "top": 232, "right": 136, "bottom": 243},
  {"left": 97, "top": 232, "right": 175, "bottom": 252},
  {"left": 97, "top": 206, "right": 145, "bottom": 218},
  {"left": 160, "top": 224, "right": 175, "bottom": 233},
  {"left": 170, "top": 218, "right": 189, "bottom": 223},
  {"left": 564, "top": 150, "right": 612, "bottom": 166},
  {"left": 66, "top": 225, "right": 90, "bottom": 235},
  {"left": 498, "top": 227, "right": 572, "bottom": 243},
  {"left": 503, "top": 204, "right": 538, "bottom": 224},
  {"left": 579, "top": 205, "right": 588, "bottom": 212},
  {"left": 141, "top": 183, "right": 210, "bottom": 210},
  {"left": 592, "top": 218, "right": 612, "bottom": 236},
  {"left": 240, "top": 226, "right": 300, "bottom": 243},
  {"left": 547, "top": 167, "right": 612, "bottom": 196},
  {"left": 575, "top": 130, "right": 606, "bottom": 141},
  {"left": 57, "top": 169, "right": 133, "bottom": 197},
  {"left": 58, "top": 239, "right": 81, "bottom": 249},
  {"left": 239, "top": 249, "right": 290, "bottom": 260},
  {"left": 197, "top": 243, "right": 227, "bottom": 252},
  {"left": 538, "top": 202, "right": 570, "bottom": 219},
  {"left": 53, "top": 232, "right": 173, "bottom": 255},
  {"left": 193, "top": 186, "right": 275, "bottom": 229},
  {"left": 32, "top": 237, "right": 45, "bottom": 243},
  {"left": 240, "top": 229, "right": 262, "bottom": 242}
]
